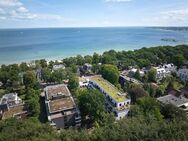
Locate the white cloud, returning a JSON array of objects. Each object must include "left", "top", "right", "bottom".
[
  {"left": 0, "top": 0, "right": 22, "bottom": 7},
  {"left": 105, "top": 0, "right": 132, "bottom": 2},
  {"left": 152, "top": 8, "right": 188, "bottom": 26},
  {"left": 161, "top": 8, "right": 188, "bottom": 22},
  {"left": 0, "top": 0, "right": 66, "bottom": 21},
  {"left": 0, "top": 0, "right": 37, "bottom": 20}
]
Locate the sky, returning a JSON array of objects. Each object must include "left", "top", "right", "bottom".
[{"left": 0, "top": 0, "right": 188, "bottom": 28}]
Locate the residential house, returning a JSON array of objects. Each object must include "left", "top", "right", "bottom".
[
  {"left": 177, "top": 69, "right": 188, "bottom": 81},
  {"left": 0, "top": 93, "right": 29, "bottom": 119},
  {"left": 89, "top": 75, "right": 131, "bottom": 120},
  {"left": 79, "top": 76, "right": 89, "bottom": 87},
  {"left": 157, "top": 89, "right": 188, "bottom": 114},
  {"left": 52, "top": 64, "right": 65, "bottom": 71},
  {"left": 129, "top": 68, "right": 145, "bottom": 77},
  {"left": 80, "top": 63, "right": 92, "bottom": 74},
  {"left": 45, "top": 84, "right": 81, "bottom": 129},
  {"left": 119, "top": 71, "right": 143, "bottom": 87},
  {"left": 153, "top": 63, "right": 176, "bottom": 80}
]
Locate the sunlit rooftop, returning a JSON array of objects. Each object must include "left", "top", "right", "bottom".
[{"left": 90, "top": 76, "right": 127, "bottom": 102}]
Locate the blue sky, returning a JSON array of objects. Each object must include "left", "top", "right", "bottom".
[{"left": 0, "top": 0, "right": 188, "bottom": 28}]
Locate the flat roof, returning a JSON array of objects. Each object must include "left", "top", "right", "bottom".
[
  {"left": 157, "top": 94, "right": 188, "bottom": 107},
  {"left": 49, "top": 97, "right": 75, "bottom": 113},
  {"left": 90, "top": 76, "right": 127, "bottom": 102},
  {"left": 46, "top": 84, "right": 70, "bottom": 100},
  {"left": 3, "top": 105, "right": 27, "bottom": 119}
]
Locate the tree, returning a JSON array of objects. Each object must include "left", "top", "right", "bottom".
[
  {"left": 51, "top": 69, "right": 67, "bottom": 83},
  {"left": 68, "top": 74, "right": 79, "bottom": 92},
  {"left": 173, "top": 54, "right": 185, "bottom": 67},
  {"left": 0, "top": 118, "right": 57, "bottom": 141},
  {"left": 41, "top": 68, "right": 51, "bottom": 82},
  {"left": 92, "top": 53, "right": 101, "bottom": 64},
  {"left": 134, "top": 69, "right": 141, "bottom": 80},
  {"left": 76, "top": 55, "right": 84, "bottom": 66},
  {"left": 23, "top": 71, "right": 37, "bottom": 88},
  {"left": 25, "top": 88, "right": 40, "bottom": 117},
  {"left": 147, "top": 68, "right": 157, "bottom": 82},
  {"left": 130, "top": 97, "right": 163, "bottom": 120},
  {"left": 84, "top": 55, "right": 93, "bottom": 64},
  {"left": 160, "top": 104, "right": 187, "bottom": 121},
  {"left": 20, "top": 62, "right": 29, "bottom": 72},
  {"left": 39, "top": 59, "right": 48, "bottom": 68},
  {"left": 78, "top": 89, "right": 105, "bottom": 122},
  {"left": 129, "top": 84, "right": 147, "bottom": 103},
  {"left": 101, "top": 64, "right": 119, "bottom": 85}
]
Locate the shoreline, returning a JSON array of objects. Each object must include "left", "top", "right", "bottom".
[{"left": 0, "top": 44, "right": 186, "bottom": 66}]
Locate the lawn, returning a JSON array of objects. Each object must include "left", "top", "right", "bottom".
[{"left": 91, "top": 76, "right": 127, "bottom": 102}]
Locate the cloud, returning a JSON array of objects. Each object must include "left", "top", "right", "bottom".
[
  {"left": 0, "top": 0, "right": 37, "bottom": 20},
  {"left": 105, "top": 0, "right": 132, "bottom": 2},
  {"left": 0, "top": 0, "right": 66, "bottom": 21},
  {"left": 0, "top": 0, "right": 22, "bottom": 7},
  {"left": 152, "top": 8, "right": 188, "bottom": 26},
  {"left": 161, "top": 8, "right": 188, "bottom": 22}
]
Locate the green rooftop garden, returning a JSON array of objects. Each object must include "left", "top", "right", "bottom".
[{"left": 91, "top": 76, "right": 127, "bottom": 102}]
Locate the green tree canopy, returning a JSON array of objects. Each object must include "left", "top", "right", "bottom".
[
  {"left": 78, "top": 89, "right": 105, "bottom": 122},
  {"left": 101, "top": 64, "right": 119, "bottom": 85}
]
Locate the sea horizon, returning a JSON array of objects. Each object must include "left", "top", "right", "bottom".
[{"left": 0, "top": 27, "right": 188, "bottom": 65}]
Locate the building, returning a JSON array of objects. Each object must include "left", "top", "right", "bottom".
[
  {"left": 153, "top": 63, "right": 176, "bottom": 80},
  {"left": 154, "top": 67, "right": 167, "bottom": 79},
  {"left": 79, "top": 76, "right": 89, "bottom": 87},
  {"left": 0, "top": 93, "right": 29, "bottom": 119},
  {"left": 52, "top": 64, "right": 65, "bottom": 71},
  {"left": 45, "top": 84, "right": 81, "bottom": 129},
  {"left": 157, "top": 89, "right": 188, "bottom": 114},
  {"left": 89, "top": 75, "right": 131, "bottom": 120},
  {"left": 119, "top": 71, "right": 143, "bottom": 86},
  {"left": 129, "top": 68, "right": 145, "bottom": 77},
  {"left": 164, "top": 63, "right": 176, "bottom": 73},
  {"left": 80, "top": 63, "right": 92, "bottom": 74},
  {"left": 177, "top": 69, "right": 188, "bottom": 81}
]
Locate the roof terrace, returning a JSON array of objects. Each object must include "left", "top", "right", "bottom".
[
  {"left": 90, "top": 76, "right": 127, "bottom": 102},
  {"left": 49, "top": 97, "right": 75, "bottom": 113},
  {"left": 46, "top": 84, "right": 70, "bottom": 100},
  {"left": 3, "top": 105, "right": 27, "bottom": 119}
]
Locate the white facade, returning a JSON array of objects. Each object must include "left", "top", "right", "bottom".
[
  {"left": 178, "top": 69, "right": 188, "bottom": 81},
  {"left": 89, "top": 79, "right": 130, "bottom": 120},
  {"left": 79, "top": 77, "right": 89, "bottom": 87},
  {"left": 52, "top": 64, "right": 65, "bottom": 71},
  {"left": 129, "top": 68, "right": 145, "bottom": 77},
  {"left": 154, "top": 67, "right": 166, "bottom": 79},
  {"left": 0, "top": 93, "right": 22, "bottom": 107},
  {"left": 153, "top": 63, "right": 176, "bottom": 80}
]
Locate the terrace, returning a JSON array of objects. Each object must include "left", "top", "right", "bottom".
[
  {"left": 46, "top": 85, "right": 70, "bottom": 100},
  {"left": 90, "top": 76, "right": 127, "bottom": 102},
  {"left": 49, "top": 97, "right": 75, "bottom": 113},
  {"left": 3, "top": 105, "right": 28, "bottom": 119}
]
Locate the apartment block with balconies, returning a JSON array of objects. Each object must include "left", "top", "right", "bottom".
[
  {"left": 89, "top": 75, "right": 131, "bottom": 120},
  {"left": 45, "top": 84, "right": 81, "bottom": 129}
]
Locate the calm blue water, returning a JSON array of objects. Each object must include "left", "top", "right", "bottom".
[{"left": 0, "top": 27, "right": 188, "bottom": 64}]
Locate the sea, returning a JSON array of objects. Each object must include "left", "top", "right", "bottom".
[{"left": 0, "top": 27, "right": 188, "bottom": 65}]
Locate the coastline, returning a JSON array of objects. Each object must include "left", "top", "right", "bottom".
[
  {"left": 0, "top": 44, "right": 186, "bottom": 66},
  {"left": 1, "top": 27, "right": 188, "bottom": 65}
]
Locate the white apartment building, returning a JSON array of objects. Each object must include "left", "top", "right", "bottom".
[{"left": 89, "top": 75, "right": 131, "bottom": 120}]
